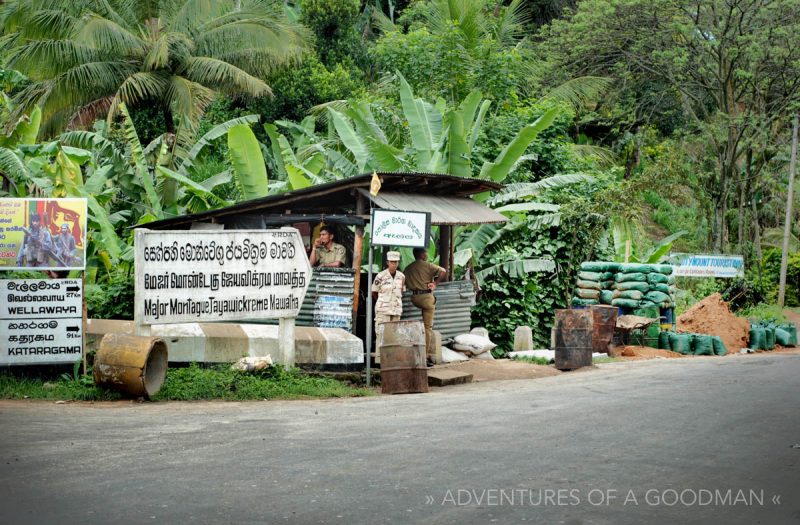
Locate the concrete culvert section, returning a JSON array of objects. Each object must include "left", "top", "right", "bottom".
[{"left": 93, "top": 334, "right": 169, "bottom": 399}]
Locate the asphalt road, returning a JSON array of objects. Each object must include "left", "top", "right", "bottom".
[{"left": 1, "top": 352, "right": 799, "bottom": 525}]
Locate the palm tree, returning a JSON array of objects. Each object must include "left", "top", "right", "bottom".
[{"left": 1, "top": 0, "right": 310, "bottom": 138}]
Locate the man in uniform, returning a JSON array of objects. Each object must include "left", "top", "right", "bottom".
[
  {"left": 309, "top": 226, "right": 346, "bottom": 268},
  {"left": 372, "top": 251, "right": 405, "bottom": 352},
  {"left": 16, "top": 213, "right": 53, "bottom": 267},
  {"left": 404, "top": 247, "right": 446, "bottom": 364}
]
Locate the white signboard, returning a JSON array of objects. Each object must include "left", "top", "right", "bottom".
[
  {"left": 671, "top": 254, "right": 745, "bottom": 278},
  {"left": 371, "top": 209, "right": 431, "bottom": 248},
  {"left": 135, "top": 228, "right": 312, "bottom": 325},
  {"left": 0, "top": 279, "right": 84, "bottom": 365}
]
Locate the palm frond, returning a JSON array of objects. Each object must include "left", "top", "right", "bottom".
[
  {"left": 540, "top": 76, "right": 614, "bottom": 110},
  {"left": 476, "top": 258, "right": 556, "bottom": 283},
  {"left": 567, "top": 144, "right": 617, "bottom": 168},
  {"left": 184, "top": 56, "right": 271, "bottom": 98},
  {"left": 488, "top": 173, "right": 594, "bottom": 205},
  {"left": 76, "top": 13, "right": 145, "bottom": 55}
]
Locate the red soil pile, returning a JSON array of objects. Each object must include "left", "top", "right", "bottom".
[
  {"left": 620, "top": 346, "right": 682, "bottom": 358},
  {"left": 677, "top": 293, "right": 750, "bottom": 353}
]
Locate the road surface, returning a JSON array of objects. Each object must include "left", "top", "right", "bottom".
[{"left": 1, "top": 352, "right": 798, "bottom": 524}]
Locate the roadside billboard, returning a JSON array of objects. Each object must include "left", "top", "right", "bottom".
[
  {"left": 0, "top": 198, "right": 88, "bottom": 271},
  {"left": 0, "top": 279, "right": 84, "bottom": 365},
  {"left": 670, "top": 254, "right": 745, "bottom": 278},
  {"left": 134, "top": 228, "right": 313, "bottom": 325}
]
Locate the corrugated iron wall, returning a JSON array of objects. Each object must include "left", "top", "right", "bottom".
[{"left": 400, "top": 280, "right": 476, "bottom": 339}]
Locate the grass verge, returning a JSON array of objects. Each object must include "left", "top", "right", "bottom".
[
  {"left": 0, "top": 363, "right": 374, "bottom": 401},
  {"left": 153, "top": 363, "right": 374, "bottom": 401},
  {"left": 510, "top": 356, "right": 553, "bottom": 366}
]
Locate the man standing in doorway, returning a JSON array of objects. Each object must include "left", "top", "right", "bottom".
[
  {"left": 372, "top": 251, "right": 405, "bottom": 352},
  {"left": 404, "top": 247, "right": 446, "bottom": 364},
  {"left": 309, "top": 226, "right": 346, "bottom": 268}
]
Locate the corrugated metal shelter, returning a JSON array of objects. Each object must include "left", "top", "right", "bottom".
[{"left": 137, "top": 172, "right": 506, "bottom": 343}]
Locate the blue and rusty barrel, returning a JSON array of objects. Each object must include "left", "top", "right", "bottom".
[
  {"left": 379, "top": 320, "right": 429, "bottom": 394},
  {"left": 93, "top": 334, "right": 168, "bottom": 399},
  {"left": 590, "top": 305, "right": 618, "bottom": 355},
  {"left": 555, "top": 309, "right": 593, "bottom": 370}
]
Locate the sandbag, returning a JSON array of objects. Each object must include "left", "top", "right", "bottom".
[
  {"left": 615, "top": 281, "right": 650, "bottom": 293},
  {"left": 775, "top": 328, "right": 791, "bottom": 346},
  {"left": 612, "top": 290, "right": 644, "bottom": 301},
  {"left": 577, "top": 289, "right": 600, "bottom": 300},
  {"left": 619, "top": 263, "right": 653, "bottom": 274},
  {"left": 749, "top": 327, "right": 766, "bottom": 350},
  {"left": 611, "top": 298, "right": 641, "bottom": 309},
  {"left": 578, "top": 271, "right": 602, "bottom": 281},
  {"left": 658, "top": 331, "right": 671, "bottom": 350},
  {"left": 577, "top": 279, "right": 601, "bottom": 290},
  {"left": 600, "top": 280, "right": 616, "bottom": 290},
  {"left": 667, "top": 275, "right": 676, "bottom": 285},
  {"left": 653, "top": 264, "right": 674, "bottom": 275},
  {"left": 453, "top": 333, "right": 497, "bottom": 355},
  {"left": 711, "top": 336, "right": 727, "bottom": 356},
  {"left": 572, "top": 297, "right": 599, "bottom": 306},
  {"left": 616, "top": 272, "right": 647, "bottom": 283},
  {"left": 645, "top": 290, "right": 671, "bottom": 304},
  {"left": 638, "top": 300, "right": 659, "bottom": 309},
  {"left": 764, "top": 327, "right": 775, "bottom": 350},
  {"left": 669, "top": 332, "right": 693, "bottom": 354},
  {"left": 647, "top": 273, "right": 670, "bottom": 284},
  {"left": 581, "top": 262, "right": 619, "bottom": 273},
  {"left": 649, "top": 283, "right": 671, "bottom": 294},
  {"left": 780, "top": 323, "right": 797, "bottom": 345},
  {"left": 692, "top": 334, "right": 715, "bottom": 356},
  {"left": 599, "top": 290, "right": 614, "bottom": 304}
]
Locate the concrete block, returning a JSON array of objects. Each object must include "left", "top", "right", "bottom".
[
  {"left": 431, "top": 330, "right": 443, "bottom": 364},
  {"left": 427, "top": 369, "right": 474, "bottom": 387},
  {"left": 514, "top": 326, "right": 534, "bottom": 352},
  {"left": 86, "top": 319, "right": 363, "bottom": 365}
]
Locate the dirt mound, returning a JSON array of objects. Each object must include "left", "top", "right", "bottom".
[
  {"left": 619, "top": 346, "right": 682, "bottom": 358},
  {"left": 677, "top": 293, "right": 750, "bottom": 353}
]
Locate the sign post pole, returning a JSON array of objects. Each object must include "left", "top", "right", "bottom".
[{"left": 365, "top": 244, "right": 374, "bottom": 386}]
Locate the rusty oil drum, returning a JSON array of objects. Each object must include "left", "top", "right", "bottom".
[
  {"left": 93, "top": 334, "right": 168, "bottom": 399},
  {"left": 379, "top": 320, "right": 429, "bottom": 394},
  {"left": 554, "top": 309, "right": 593, "bottom": 370},
  {"left": 590, "top": 305, "right": 618, "bottom": 355}
]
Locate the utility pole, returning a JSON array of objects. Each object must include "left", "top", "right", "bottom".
[{"left": 778, "top": 114, "right": 798, "bottom": 307}]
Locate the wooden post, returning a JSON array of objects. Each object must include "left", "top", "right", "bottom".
[
  {"left": 778, "top": 114, "right": 798, "bottom": 307},
  {"left": 439, "top": 225, "right": 451, "bottom": 278},
  {"left": 352, "top": 196, "right": 366, "bottom": 330}
]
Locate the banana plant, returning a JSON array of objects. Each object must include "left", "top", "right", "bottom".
[
  {"left": 324, "top": 72, "right": 560, "bottom": 183},
  {"left": 454, "top": 173, "right": 594, "bottom": 279}
]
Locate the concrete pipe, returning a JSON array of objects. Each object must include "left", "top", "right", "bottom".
[{"left": 93, "top": 334, "right": 168, "bottom": 399}]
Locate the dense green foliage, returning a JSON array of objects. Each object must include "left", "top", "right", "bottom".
[
  {"left": 473, "top": 211, "right": 608, "bottom": 351},
  {"left": 1, "top": 0, "right": 798, "bottom": 337}
]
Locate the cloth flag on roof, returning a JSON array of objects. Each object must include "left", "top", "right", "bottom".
[{"left": 370, "top": 171, "right": 381, "bottom": 197}]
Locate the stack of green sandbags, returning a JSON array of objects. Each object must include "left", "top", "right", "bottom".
[
  {"left": 607, "top": 263, "right": 676, "bottom": 310},
  {"left": 572, "top": 262, "right": 620, "bottom": 307},
  {"left": 660, "top": 331, "right": 726, "bottom": 355},
  {"left": 645, "top": 265, "right": 677, "bottom": 309},
  {"left": 749, "top": 319, "right": 797, "bottom": 349}
]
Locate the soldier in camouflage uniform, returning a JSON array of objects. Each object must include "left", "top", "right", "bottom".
[{"left": 372, "top": 251, "right": 405, "bottom": 351}]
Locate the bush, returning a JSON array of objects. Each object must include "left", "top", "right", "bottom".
[
  {"left": 472, "top": 212, "right": 608, "bottom": 352},
  {"left": 86, "top": 271, "right": 134, "bottom": 320}
]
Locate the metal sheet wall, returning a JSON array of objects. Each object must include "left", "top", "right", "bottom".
[
  {"left": 260, "top": 269, "right": 355, "bottom": 331},
  {"left": 400, "top": 280, "right": 476, "bottom": 339}
]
